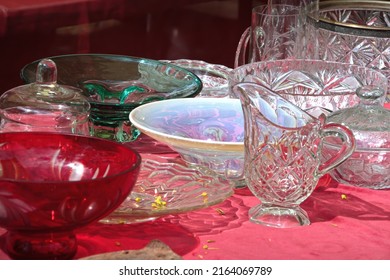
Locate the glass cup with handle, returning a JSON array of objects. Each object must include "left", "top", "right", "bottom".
[{"left": 234, "top": 0, "right": 319, "bottom": 68}]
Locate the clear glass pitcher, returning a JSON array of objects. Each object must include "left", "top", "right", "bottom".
[
  {"left": 234, "top": 0, "right": 319, "bottom": 68},
  {"left": 232, "top": 82, "right": 356, "bottom": 228}
]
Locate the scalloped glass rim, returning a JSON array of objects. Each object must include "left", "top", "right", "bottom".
[
  {"left": 230, "top": 59, "right": 388, "bottom": 94},
  {"left": 229, "top": 59, "right": 388, "bottom": 109},
  {"left": 100, "top": 154, "right": 234, "bottom": 224},
  {"left": 20, "top": 54, "right": 203, "bottom": 106},
  {"left": 129, "top": 98, "right": 244, "bottom": 152},
  {"left": 160, "top": 59, "right": 232, "bottom": 90}
]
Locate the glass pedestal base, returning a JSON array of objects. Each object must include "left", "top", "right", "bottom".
[{"left": 249, "top": 204, "right": 310, "bottom": 228}]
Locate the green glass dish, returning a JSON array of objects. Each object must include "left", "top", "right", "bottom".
[{"left": 20, "top": 54, "right": 202, "bottom": 142}]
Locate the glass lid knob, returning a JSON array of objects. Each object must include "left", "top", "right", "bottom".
[
  {"left": 36, "top": 59, "right": 57, "bottom": 84},
  {"left": 356, "top": 85, "right": 385, "bottom": 106}
]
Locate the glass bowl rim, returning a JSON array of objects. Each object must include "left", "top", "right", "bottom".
[
  {"left": 129, "top": 98, "right": 244, "bottom": 152},
  {"left": 20, "top": 53, "right": 203, "bottom": 104},
  {"left": 230, "top": 59, "right": 388, "bottom": 95},
  {"left": 0, "top": 131, "right": 142, "bottom": 184}
]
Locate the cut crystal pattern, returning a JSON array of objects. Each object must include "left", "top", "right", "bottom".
[{"left": 230, "top": 60, "right": 387, "bottom": 112}]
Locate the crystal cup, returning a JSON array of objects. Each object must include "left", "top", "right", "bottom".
[{"left": 234, "top": 0, "right": 319, "bottom": 68}]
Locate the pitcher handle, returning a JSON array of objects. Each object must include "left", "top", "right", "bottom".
[
  {"left": 318, "top": 122, "right": 356, "bottom": 176},
  {"left": 234, "top": 27, "right": 251, "bottom": 68},
  {"left": 235, "top": 26, "right": 267, "bottom": 68}
]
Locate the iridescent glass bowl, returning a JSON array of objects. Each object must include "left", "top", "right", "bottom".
[
  {"left": 129, "top": 98, "right": 245, "bottom": 186},
  {"left": 20, "top": 54, "right": 202, "bottom": 142},
  {"left": 229, "top": 59, "right": 388, "bottom": 112},
  {"left": 0, "top": 132, "right": 141, "bottom": 259}
]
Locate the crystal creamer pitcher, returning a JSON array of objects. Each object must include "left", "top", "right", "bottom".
[{"left": 233, "top": 83, "right": 355, "bottom": 228}]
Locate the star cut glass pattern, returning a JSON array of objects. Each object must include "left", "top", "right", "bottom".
[
  {"left": 230, "top": 59, "right": 388, "bottom": 112},
  {"left": 310, "top": 3, "right": 390, "bottom": 98},
  {"left": 317, "top": 28, "right": 390, "bottom": 71},
  {"left": 319, "top": 9, "right": 390, "bottom": 29}
]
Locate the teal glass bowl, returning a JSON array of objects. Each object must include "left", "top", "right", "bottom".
[{"left": 20, "top": 54, "right": 203, "bottom": 142}]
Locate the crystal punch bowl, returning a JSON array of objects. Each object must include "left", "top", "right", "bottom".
[
  {"left": 0, "top": 132, "right": 141, "bottom": 259},
  {"left": 229, "top": 59, "right": 388, "bottom": 112}
]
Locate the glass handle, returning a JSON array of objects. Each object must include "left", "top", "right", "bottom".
[
  {"left": 318, "top": 122, "right": 356, "bottom": 176},
  {"left": 234, "top": 26, "right": 266, "bottom": 68},
  {"left": 234, "top": 27, "right": 251, "bottom": 68}
]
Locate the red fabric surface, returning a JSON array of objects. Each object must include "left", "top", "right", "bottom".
[{"left": 1, "top": 175, "right": 390, "bottom": 260}]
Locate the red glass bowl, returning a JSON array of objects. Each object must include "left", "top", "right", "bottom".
[{"left": 0, "top": 132, "right": 141, "bottom": 259}]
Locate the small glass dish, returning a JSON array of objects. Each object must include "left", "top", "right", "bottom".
[
  {"left": 129, "top": 98, "right": 245, "bottom": 186},
  {"left": 161, "top": 59, "right": 232, "bottom": 98},
  {"left": 20, "top": 54, "right": 203, "bottom": 142},
  {"left": 324, "top": 86, "right": 390, "bottom": 189},
  {"left": 101, "top": 153, "right": 234, "bottom": 224},
  {"left": 0, "top": 59, "right": 90, "bottom": 134}
]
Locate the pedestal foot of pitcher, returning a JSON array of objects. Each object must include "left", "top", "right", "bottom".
[{"left": 249, "top": 204, "right": 310, "bottom": 228}]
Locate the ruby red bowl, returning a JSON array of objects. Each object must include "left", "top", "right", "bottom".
[{"left": 0, "top": 132, "right": 141, "bottom": 259}]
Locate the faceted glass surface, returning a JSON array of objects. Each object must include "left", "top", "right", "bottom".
[
  {"left": 307, "top": 1, "right": 390, "bottom": 98},
  {"left": 233, "top": 83, "right": 355, "bottom": 228},
  {"left": 102, "top": 154, "right": 234, "bottom": 224},
  {"left": 229, "top": 59, "right": 388, "bottom": 112},
  {"left": 325, "top": 86, "right": 390, "bottom": 189},
  {"left": 234, "top": 4, "right": 303, "bottom": 68},
  {"left": 161, "top": 59, "right": 232, "bottom": 98}
]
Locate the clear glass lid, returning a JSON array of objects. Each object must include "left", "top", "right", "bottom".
[
  {"left": 0, "top": 59, "right": 90, "bottom": 131},
  {"left": 326, "top": 85, "right": 390, "bottom": 149}
]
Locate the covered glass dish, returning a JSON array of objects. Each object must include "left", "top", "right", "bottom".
[
  {"left": 324, "top": 85, "right": 390, "bottom": 189},
  {"left": 0, "top": 59, "right": 90, "bottom": 134}
]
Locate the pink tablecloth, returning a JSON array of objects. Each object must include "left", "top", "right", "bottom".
[{"left": 1, "top": 174, "right": 389, "bottom": 260}]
